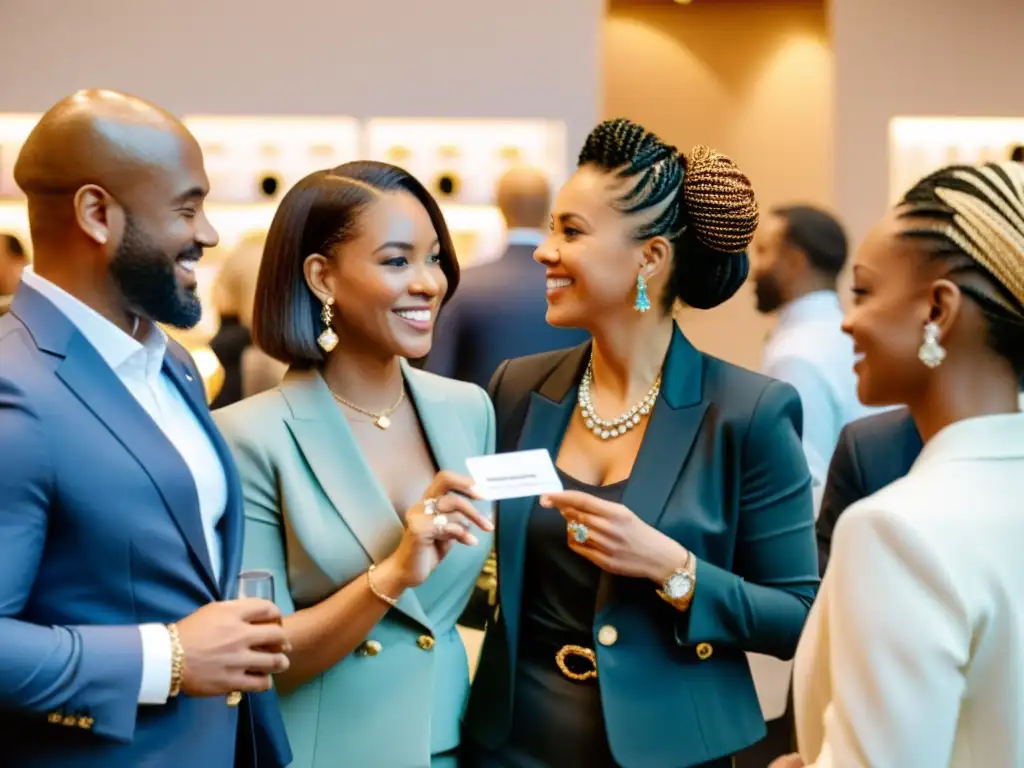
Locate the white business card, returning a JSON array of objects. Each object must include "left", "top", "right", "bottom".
[{"left": 465, "top": 449, "right": 564, "bottom": 501}]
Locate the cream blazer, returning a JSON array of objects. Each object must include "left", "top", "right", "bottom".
[{"left": 793, "top": 408, "right": 1024, "bottom": 768}]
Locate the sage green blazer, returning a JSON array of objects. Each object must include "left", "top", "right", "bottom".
[{"left": 214, "top": 361, "right": 495, "bottom": 768}]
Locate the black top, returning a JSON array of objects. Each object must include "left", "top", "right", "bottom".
[
  {"left": 520, "top": 470, "right": 626, "bottom": 651},
  {"left": 475, "top": 470, "right": 627, "bottom": 768}
]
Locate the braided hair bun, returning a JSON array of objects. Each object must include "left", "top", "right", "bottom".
[{"left": 578, "top": 118, "right": 759, "bottom": 310}]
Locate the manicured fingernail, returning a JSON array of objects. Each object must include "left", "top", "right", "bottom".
[
  {"left": 468, "top": 534, "right": 479, "bottom": 546},
  {"left": 540, "top": 496, "right": 551, "bottom": 508}
]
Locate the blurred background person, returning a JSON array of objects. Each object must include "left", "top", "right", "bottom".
[
  {"left": 215, "top": 162, "right": 495, "bottom": 768},
  {"left": 426, "top": 165, "right": 588, "bottom": 389},
  {"left": 783, "top": 161, "right": 1024, "bottom": 768},
  {"left": 750, "top": 205, "right": 874, "bottom": 491},
  {"left": 0, "top": 233, "right": 28, "bottom": 316},
  {"left": 208, "top": 231, "right": 285, "bottom": 407}
]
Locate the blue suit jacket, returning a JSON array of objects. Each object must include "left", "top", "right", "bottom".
[
  {"left": 425, "top": 244, "right": 589, "bottom": 389},
  {"left": 0, "top": 284, "right": 291, "bottom": 767}
]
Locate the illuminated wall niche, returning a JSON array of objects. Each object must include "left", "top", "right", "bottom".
[
  {"left": 365, "top": 118, "right": 567, "bottom": 267},
  {"left": 889, "top": 117, "right": 1024, "bottom": 203},
  {"left": 0, "top": 114, "right": 41, "bottom": 248}
]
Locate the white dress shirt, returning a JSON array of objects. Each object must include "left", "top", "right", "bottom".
[
  {"left": 21, "top": 268, "right": 228, "bottom": 705},
  {"left": 794, "top": 408, "right": 1024, "bottom": 768},
  {"left": 763, "top": 291, "right": 878, "bottom": 493}
]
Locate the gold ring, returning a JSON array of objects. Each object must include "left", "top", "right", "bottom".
[
  {"left": 226, "top": 690, "right": 242, "bottom": 707},
  {"left": 555, "top": 644, "right": 597, "bottom": 681}
]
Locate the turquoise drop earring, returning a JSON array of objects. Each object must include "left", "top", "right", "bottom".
[{"left": 634, "top": 272, "right": 651, "bottom": 313}]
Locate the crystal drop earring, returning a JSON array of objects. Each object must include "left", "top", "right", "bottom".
[
  {"left": 317, "top": 297, "right": 339, "bottom": 353},
  {"left": 634, "top": 271, "right": 651, "bottom": 313},
  {"left": 917, "top": 321, "right": 945, "bottom": 369}
]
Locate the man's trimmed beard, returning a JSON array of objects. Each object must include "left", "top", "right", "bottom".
[{"left": 110, "top": 216, "right": 203, "bottom": 329}]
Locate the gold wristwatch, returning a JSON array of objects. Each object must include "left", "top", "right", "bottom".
[{"left": 656, "top": 550, "right": 696, "bottom": 611}]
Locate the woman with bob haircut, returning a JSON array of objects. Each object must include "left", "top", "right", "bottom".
[{"left": 214, "top": 161, "right": 495, "bottom": 768}]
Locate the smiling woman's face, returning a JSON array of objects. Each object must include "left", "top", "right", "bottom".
[
  {"left": 842, "top": 208, "right": 940, "bottom": 406},
  {"left": 307, "top": 190, "right": 446, "bottom": 361},
  {"left": 532, "top": 165, "right": 652, "bottom": 330}
]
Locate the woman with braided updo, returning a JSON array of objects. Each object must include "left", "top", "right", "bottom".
[
  {"left": 462, "top": 118, "right": 819, "bottom": 767},
  {"left": 775, "top": 162, "right": 1024, "bottom": 768}
]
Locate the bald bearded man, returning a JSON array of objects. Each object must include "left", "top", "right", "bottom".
[{"left": 0, "top": 90, "right": 291, "bottom": 767}]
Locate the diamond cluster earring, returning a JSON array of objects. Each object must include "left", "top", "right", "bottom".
[
  {"left": 318, "top": 298, "right": 339, "bottom": 353},
  {"left": 918, "top": 321, "right": 945, "bottom": 369}
]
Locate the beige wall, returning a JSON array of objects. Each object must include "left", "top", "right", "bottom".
[
  {"left": 0, "top": 0, "right": 603, "bottom": 176},
  {"left": 605, "top": 1, "right": 832, "bottom": 369},
  {"left": 833, "top": 0, "right": 1024, "bottom": 245}
]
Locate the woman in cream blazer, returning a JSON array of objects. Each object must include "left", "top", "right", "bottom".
[
  {"left": 215, "top": 162, "right": 494, "bottom": 768},
  {"left": 779, "top": 162, "right": 1024, "bottom": 767}
]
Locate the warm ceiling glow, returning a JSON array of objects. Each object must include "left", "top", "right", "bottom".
[{"left": 674, "top": 0, "right": 693, "bottom": 4}]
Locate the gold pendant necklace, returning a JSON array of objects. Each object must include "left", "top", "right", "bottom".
[{"left": 329, "top": 386, "right": 406, "bottom": 430}]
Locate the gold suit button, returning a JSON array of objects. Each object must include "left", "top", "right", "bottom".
[
  {"left": 47, "top": 712, "right": 62, "bottom": 724},
  {"left": 62, "top": 715, "right": 77, "bottom": 727},
  {"left": 696, "top": 642, "right": 713, "bottom": 660},
  {"left": 597, "top": 625, "right": 618, "bottom": 647},
  {"left": 77, "top": 716, "right": 94, "bottom": 729},
  {"left": 357, "top": 640, "right": 382, "bottom": 657},
  {"left": 416, "top": 635, "right": 436, "bottom": 651}
]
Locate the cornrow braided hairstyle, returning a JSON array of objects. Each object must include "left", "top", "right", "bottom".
[
  {"left": 897, "top": 161, "right": 1024, "bottom": 375},
  {"left": 578, "top": 117, "right": 759, "bottom": 310}
]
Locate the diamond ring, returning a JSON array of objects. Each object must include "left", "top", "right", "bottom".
[
  {"left": 567, "top": 521, "right": 589, "bottom": 544},
  {"left": 432, "top": 514, "right": 449, "bottom": 529},
  {"left": 423, "top": 497, "right": 439, "bottom": 516}
]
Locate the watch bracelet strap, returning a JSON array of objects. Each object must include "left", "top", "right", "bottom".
[
  {"left": 167, "top": 623, "right": 185, "bottom": 698},
  {"left": 367, "top": 564, "right": 400, "bottom": 608}
]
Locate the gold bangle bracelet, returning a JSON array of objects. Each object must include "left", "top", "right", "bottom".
[
  {"left": 367, "top": 564, "right": 400, "bottom": 608},
  {"left": 167, "top": 623, "right": 185, "bottom": 698}
]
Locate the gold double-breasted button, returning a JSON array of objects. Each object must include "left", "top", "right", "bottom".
[
  {"left": 62, "top": 715, "right": 77, "bottom": 727},
  {"left": 77, "top": 716, "right": 95, "bottom": 730},
  {"left": 416, "top": 635, "right": 436, "bottom": 651},
  {"left": 597, "top": 625, "right": 618, "bottom": 647},
  {"left": 47, "top": 712, "right": 63, "bottom": 724},
  {"left": 356, "top": 640, "right": 382, "bottom": 657},
  {"left": 696, "top": 642, "right": 713, "bottom": 661}
]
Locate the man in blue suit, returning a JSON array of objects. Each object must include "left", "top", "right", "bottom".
[
  {"left": 0, "top": 90, "right": 292, "bottom": 767},
  {"left": 425, "top": 166, "right": 588, "bottom": 388}
]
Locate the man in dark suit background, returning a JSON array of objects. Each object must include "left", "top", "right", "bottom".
[
  {"left": 425, "top": 166, "right": 588, "bottom": 388},
  {"left": 816, "top": 408, "right": 923, "bottom": 573},
  {"left": 818, "top": 376, "right": 1024, "bottom": 573}
]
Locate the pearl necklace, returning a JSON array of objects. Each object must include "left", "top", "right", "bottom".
[{"left": 577, "top": 358, "right": 661, "bottom": 440}]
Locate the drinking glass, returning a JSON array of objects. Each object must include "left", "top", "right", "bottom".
[
  {"left": 228, "top": 569, "right": 278, "bottom": 706},
  {"left": 237, "top": 569, "right": 275, "bottom": 602}
]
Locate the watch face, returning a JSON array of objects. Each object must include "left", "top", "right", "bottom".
[{"left": 665, "top": 571, "right": 692, "bottom": 599}]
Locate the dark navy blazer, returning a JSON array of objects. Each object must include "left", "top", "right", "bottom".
[
  {"left": 464, "top": 328, "right": 820, "bottom": 768},
  {"left": 0, "top": 284, "right": 290, "bottom": 767}
]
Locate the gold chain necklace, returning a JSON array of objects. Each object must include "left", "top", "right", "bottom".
[
  {"left": 329, "top": 387, "right": 406, "bottom": 430},
  {"left": 577, "top": 358, "right": 661, "bottom": 440}
]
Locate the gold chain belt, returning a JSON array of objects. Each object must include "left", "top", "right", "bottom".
[{"left": 555, "top": 644, "right": 597, "bottom": 681}]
